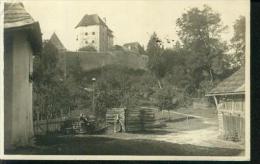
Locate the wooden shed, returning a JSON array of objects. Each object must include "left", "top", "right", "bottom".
[
  {"left": 206, "top": 68, "right": 245, "bottom": 142},
  {"left": 4, "top": 2, "right": 42, "bottom": 149}
]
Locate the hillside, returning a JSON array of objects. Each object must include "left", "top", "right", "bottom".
[{"left": 64, "top": 50, "right": 148, "bottom": 72}]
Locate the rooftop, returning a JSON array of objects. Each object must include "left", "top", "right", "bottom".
[
  {"left": 75, "top": 14, "right": 113, "bottom": 33},
  {"left": 206, "top": 67, "right": 245, "bottom": 96},
  {"left": 4, "top": 2, "right": 42, "bottom": 53}
]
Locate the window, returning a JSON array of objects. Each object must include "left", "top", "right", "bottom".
[
  {"left": 92, "top": 32, "right": 95, "bottom": 35},
  {"left": 85, "top": 40, "right": 88, "bottom": 44},
  {"left": 92, "top": 40, "right": 95, "bottom": 43},
  {"left": 85, "top": 32, "right": 88, "bottom": 35}
]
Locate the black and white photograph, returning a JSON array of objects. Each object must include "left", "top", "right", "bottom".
[{"left": 1, "top": 0, "right": 250, "bottom": 160}]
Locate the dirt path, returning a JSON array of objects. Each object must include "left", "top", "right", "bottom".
[
  {"left": 96, "top": 110, "right": 244, "bottom": 151},
  {"left": 152, "top": 118, "right": 244, "bottom": 150}
]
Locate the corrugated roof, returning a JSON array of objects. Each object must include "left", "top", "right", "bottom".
[
  {"left": 49, "top": 32, "right": 66, "bottom": 51},
  {"left": 75, "top": 14, "right": 113, "bottom": 33},
  {"left": 207, "top": 68, "right": 245, "bottom": 96},
  {"left": 4, "top": 2, "right": 42, "bottom": 53}
]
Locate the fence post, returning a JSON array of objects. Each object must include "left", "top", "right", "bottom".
[{"left": 186, "top": 116, "right": 189, "bottom": 129}]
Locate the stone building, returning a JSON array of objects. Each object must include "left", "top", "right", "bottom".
[
  {"left": 75, "top": 14, "right": 114, "bottom": 52},
  {"left": 4, "top": 2, "right": 42, "bottom": 149}
]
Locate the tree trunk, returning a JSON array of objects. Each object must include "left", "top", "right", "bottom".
[
  {"left": 209, "top": 68, "right": 214, "bottom": 84},
  {"left": 158, "top": 80, "right": 162, "bottom": 89}
]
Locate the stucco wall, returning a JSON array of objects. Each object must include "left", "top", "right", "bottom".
[
  {"left": 76, "top": 25, "right": 100, "bottom": 51},
  {"left": 108, "top": 35, "right": 113, "bottom": 49},
  {"left": 4, "top": 31, "right": 34, "bottom": 149},
  {"left": 99, "top": 25, "right": 106, "bottom": 51}
]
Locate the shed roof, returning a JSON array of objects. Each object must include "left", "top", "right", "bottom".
[
  {"left": 75, "top": 14, "right": 113, "bottom": 32},
  {"left": 206, "top": 68, "right": 245, "bottom": 96},
  {"left": 4, "top": 2, "right": 42, "bottom": 53},
  {"left": 49, "top": 32, "right": 66, "bottom": 51}
]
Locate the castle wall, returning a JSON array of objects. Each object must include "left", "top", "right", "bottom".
[{"left": 65, "top": 51, "right": 148, "bottom": 72}]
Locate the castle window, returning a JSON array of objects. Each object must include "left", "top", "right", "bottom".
[
  {"left": 92, "top": 32, "right": 95, "bottom": 35},
  {"left": 85, "top": 40, "right": 88, "bottom": 44},
  {"left": 92, "top": 40, "right": 95, "bottom": 43},
  {"left": 85, "top": 32, "right": 88, "bottom": 35}
]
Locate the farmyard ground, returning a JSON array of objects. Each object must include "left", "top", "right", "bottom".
[{"left": 6, "top": 107, "right": 244, "bottom": 156}]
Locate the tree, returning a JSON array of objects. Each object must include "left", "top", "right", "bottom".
[
  {"left": 146, "top": 32, "right": 165, "bottom": 88},
  {"left": 33, "top": 41, "right": 72, "bottom": 127},
  {"left": 153, "top": 86, "right": 179, "bottom": 120},
  {"left": 176, "top": 5, "right": 229, "bottom": 95},
  {"left": 230, "top": 16, "right": 246, "bottom": 68}
]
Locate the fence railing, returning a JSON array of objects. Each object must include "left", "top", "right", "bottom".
[{"left": 33, "top": 118, "right": 65, "bottom": 135}]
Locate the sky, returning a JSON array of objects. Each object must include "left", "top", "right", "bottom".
[{"left": 21, "top": 0, "right": 249, "bottom": 51}]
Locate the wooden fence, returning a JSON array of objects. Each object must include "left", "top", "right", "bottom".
[
  {"left": 33, "top": 118, "right": 64, "bottom": 135},
  {"left": 222, "top": 114, "right": 245, "bottom": 141}
]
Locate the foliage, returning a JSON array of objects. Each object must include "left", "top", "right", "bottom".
[
  {"left": 229, "top": 16, "right": 246, "bottom": 68},
  {"left": 153, "top": 85, "right": 179, "bottom": 111},
  {"left": 176, "top": 5, "right": 229, "bottom": 95},
  {"left": 33, "top": 41, "right": 72, "bottom": 120},
  {"left": 66, "top": 65, "right": 158, "bottom": 117},
  {"left": 146, "top": 32, "right": 165, "bottom": 88},
  {"left": 78, "top": 45, "right": 97, "bottom": 52}
]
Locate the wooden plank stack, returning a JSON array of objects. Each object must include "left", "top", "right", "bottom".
[
  {"left": 125, "top": 106, "right": 161, "bottom": 132},
  {"left": 105, "top": 108, "right": 126, "bottom": 131},
  {"left": 105, "top": 106, "right": 162, "bottom": 132}
]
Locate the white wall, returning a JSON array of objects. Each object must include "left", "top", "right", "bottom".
[
  {"left": 76, "top": 25, "right": 100, "bottom": 51},
  {"left": 4, "top": 31, "right": 34, "bottom": 148}
]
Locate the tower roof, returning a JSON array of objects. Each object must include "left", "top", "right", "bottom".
[
  {"left": 75, "top": 14, "right": 113, "bottom": 32},
  {"left": 49, "top": 32, "right": 66, "bottom": 51}
]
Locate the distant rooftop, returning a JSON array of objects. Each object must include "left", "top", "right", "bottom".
[{"left": 206, "top": 67, "right": 245, "bottom": 96}]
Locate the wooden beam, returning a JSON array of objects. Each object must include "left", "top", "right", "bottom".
[{"left": 213, "top": 96, "right": 218, "bottom": 108}]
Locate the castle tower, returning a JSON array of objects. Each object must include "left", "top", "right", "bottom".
[{"left": 75, "top": 14, "right": 114, "bottom": 52}]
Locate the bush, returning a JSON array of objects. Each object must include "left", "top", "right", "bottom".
[
  {"left": 153, "top": 86, "right": 179, "bottom": 111},
  {"left": 78, "top": 45, "right": 97, "bottom": 52}
]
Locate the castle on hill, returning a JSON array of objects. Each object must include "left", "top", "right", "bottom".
[{"left": 47, "top": 14, "right": 148, "bottom": 73}]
